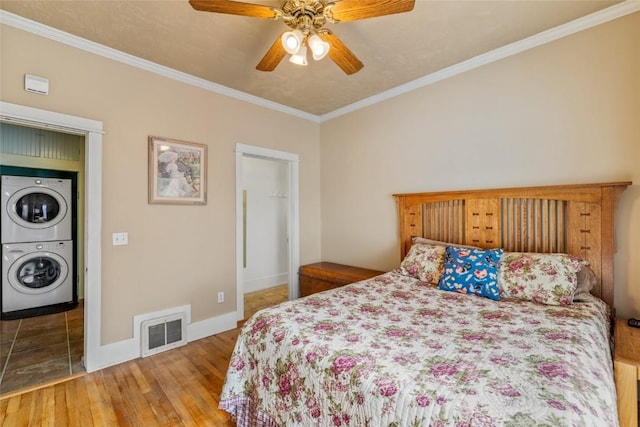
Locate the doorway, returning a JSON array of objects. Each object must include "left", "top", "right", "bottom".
[
  {"left": 235, "top": 143, "right": 299, "bottom": 322},
  {"left": 0, "top": 125, "right": 86, "bottom": 394},
  {"left": 242, "top": 157, "right": 289, "bottom": 319},
  {"left": 0, "top": 101, "right": 103, "bottom": 377}
]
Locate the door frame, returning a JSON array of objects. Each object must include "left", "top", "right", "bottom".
[
  {"left": 0, "top": 101, "right": 103, "bottom": 372},
  {"left": 235, "top": 143, "right": 299, "bottom": 320}
]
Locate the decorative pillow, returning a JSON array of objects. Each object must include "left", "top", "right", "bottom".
[
  {"left": 399, "top": 243, "right": 446, "bottom": 284},
  {"left": 438, "top": 246, "right": 503, "bottom": 300},
  {"left": 498, "top": 252, "right": 587, "bottom": 306},
  {"left": 573, "top": 265, "right": 598, "bottom": 302}
]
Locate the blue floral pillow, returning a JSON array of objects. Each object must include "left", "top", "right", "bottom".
[{"left": 438, "top": 246, "right": 504, "bottom": 300}]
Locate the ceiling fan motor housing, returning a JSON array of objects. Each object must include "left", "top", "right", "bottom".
[{"left": 282, "top": 0, "right": 330, "bottom": 34}]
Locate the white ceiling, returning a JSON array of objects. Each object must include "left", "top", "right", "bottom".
[{"left": 0, "top": 1, "right": 628, "bottom": 117}]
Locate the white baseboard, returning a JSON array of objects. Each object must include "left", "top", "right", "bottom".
[
  {"left": 188, "top": 311, "right": 238, "bottom": 342},
  {"left": 86, "top": 309, "right": 239, "bottom": 372},
  {"left": 243, "top": 272, "right": 288, "bottom": 293},
  {"left": 87, "top": 337, "right": 138, "bottom": 372}
]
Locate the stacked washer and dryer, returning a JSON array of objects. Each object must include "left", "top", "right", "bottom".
[{"left": 1, "top": 168, "right": 78, "bottom": 320}]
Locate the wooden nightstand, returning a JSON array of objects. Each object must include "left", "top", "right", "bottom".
[
  {"left": 299, "top": 262, "right": 384, "bottom": 297},
  {"left": 614, "top": 318, "right": 640, "bottom": 427}
]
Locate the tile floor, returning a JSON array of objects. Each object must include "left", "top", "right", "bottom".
[
  {"left": 244, "top": 284, "right": 288, "bottom": 319},
  {"left": 0, "top": 301, "right": 84, "bottom": 395}
]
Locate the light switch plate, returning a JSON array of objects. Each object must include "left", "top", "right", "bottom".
[{"left": 112, "top": 232, "right": 128, "bottom": 246}]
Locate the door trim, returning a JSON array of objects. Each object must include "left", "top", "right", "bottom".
[
  {"left": 235, "top": 143, "right": 299, "bottom": 321},
  {"left": 0, "top": 101, "right": 103, "bottom": 372}
]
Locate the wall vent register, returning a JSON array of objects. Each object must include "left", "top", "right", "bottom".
[{"left": 141, "top": 312, "right": 187, "bottom": 357}]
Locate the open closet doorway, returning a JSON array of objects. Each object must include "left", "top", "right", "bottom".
[
  {"left": 0, "top": 101, "right": 103, "bottom": 376},
  {"left": 235, "top": 144, "right": 299, "bottom": 322},
  {"left": 0, "top": 124, "right": 85, "bottom": 394}
]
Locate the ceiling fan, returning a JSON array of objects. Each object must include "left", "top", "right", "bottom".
[{"left": 189, "top": 0, "right": 416, "bottom": 74}]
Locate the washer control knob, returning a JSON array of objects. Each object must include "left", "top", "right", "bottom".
[
  {"left": 36, "top": 244, "right": 44, "bottom": 250},
  {"left": 35, "top": 179, "right": 43, "bottom": 185}
]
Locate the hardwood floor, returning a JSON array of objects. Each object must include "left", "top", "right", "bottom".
[
  {"left": 244, "top": 284, "right": 288, "bottom": 319},
  {"left": 0, "top": 285, "right": 289, "bottom": 425},
  {"left": 0, "top": 328, "right": 240, "bottom": 426}
]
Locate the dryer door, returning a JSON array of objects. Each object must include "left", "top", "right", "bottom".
[
  {"left": 7, "top": 186, "right": 68, "bottom": 230},
  {"left": 7, "top": 251, "right": 69, "bottom": 295}
]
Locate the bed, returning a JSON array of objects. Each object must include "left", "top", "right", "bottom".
[{"left": 220, "top": 181, "right": 631, "bottom": 426}]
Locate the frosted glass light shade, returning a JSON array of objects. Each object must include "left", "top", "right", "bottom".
[
  {"left": 308, "top": 34, "right": 330, "bottom": 60},
  {"left": 289, "top": 45, "right": 308, "bottom": 65},
  {"left": 281, "top": 30, "right": 303, "bottom": 54}
]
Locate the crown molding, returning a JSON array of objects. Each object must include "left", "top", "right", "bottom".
[
  {"left": 0, "top": 10, "right": 320, "bottom": 123},
  {"left": 319, "top": 1, "right": 640, "bottom": 122},
  {"left": 2, "top": 1, "right": 638, "bottom": 124}
]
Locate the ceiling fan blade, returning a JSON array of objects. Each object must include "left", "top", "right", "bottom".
[
  {"left": 189, "top": 0, "right": 278, "bottom": 19},
  {"left": 256, "top": 34, "right": 287, "bottom": 71},
  {"left": 327, "top": 0, "right": 415, "bottom": 22},
  {"left": 320, "top": 30, "right": 363, "bottom": 75}
]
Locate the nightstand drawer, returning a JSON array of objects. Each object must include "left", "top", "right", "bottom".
[{"left": 299, "top": 262, "right": 384, "bottom": 297}]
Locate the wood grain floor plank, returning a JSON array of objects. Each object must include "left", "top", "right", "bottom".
[
  {"left": 41, "top": 387, "right": 56, "bottom": 427},
  {"left": 62, "top": 379, "right": 83, "bottom": 427},
  {"left": 150, "top": 360, "right": 195, "bottom": 425},
  {"left": 0, "top": 394, "right": 22, "bottom": 426},
  {"left": 172, "top": 354, "right": 222, "bottom": 426},
  {"left": 124, "top": 362, "right": 172, "bottom": 426},
  {"left": 23, "top": 390, "right": 38, "bottom": 425},
  {"left": 135, "top": 356, "right": 184, "bottom": 426},
  {"left": 85, "top": 373, "right": 118, "bottom": 426},
  {"left": 100, "top": 365, "right": 132, "bottom": 425},
  {"left": 128, "top": 359, "right": 151, "bottom": 394},
  {"left": 53, "top": 382, "right": 69, "bottom": 426}
]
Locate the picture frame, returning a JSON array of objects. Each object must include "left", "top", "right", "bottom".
[{"left": 148, "top": 136, "right": 207, "bottom": 205}]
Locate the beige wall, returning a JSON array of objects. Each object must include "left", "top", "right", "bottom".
[
  {"left": 320, "top": 13, "right": 640, "bottom": 318},
  {"left": 0, "top": 25, "right": 321, "bottom": 344}
]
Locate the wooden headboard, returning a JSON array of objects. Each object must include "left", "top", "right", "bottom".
[{"left": 394, "top": 182, "right": 631, "bottom": 308}]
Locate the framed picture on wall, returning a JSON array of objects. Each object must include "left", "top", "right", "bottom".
[{"left": 148, "top": 136, "right": 207, "bottom": 205}]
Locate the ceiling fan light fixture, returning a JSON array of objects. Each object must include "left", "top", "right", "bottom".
[
  {"left": 289, "top": 45, "right": 308, "bottom": 66},
  {"left": 308, "top": 34, "right": 330, "bottom": 60},
  {"left": 191, "top": 0, "right": 416, "bottom": 74},
  {"left": 281, "top": 29, "right": 304, "bottom": 54}
]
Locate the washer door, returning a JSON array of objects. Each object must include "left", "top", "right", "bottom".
[
  {"left": 6, "top": 186, "right": 68, "bottom": 230},
  {"left": 7, "top": 251, "right": 69, "bottom": 295}
]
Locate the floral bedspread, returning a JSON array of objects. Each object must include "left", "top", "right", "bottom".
[{"left": 219, "top": 271, "right": 618, "bottom": 426}]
